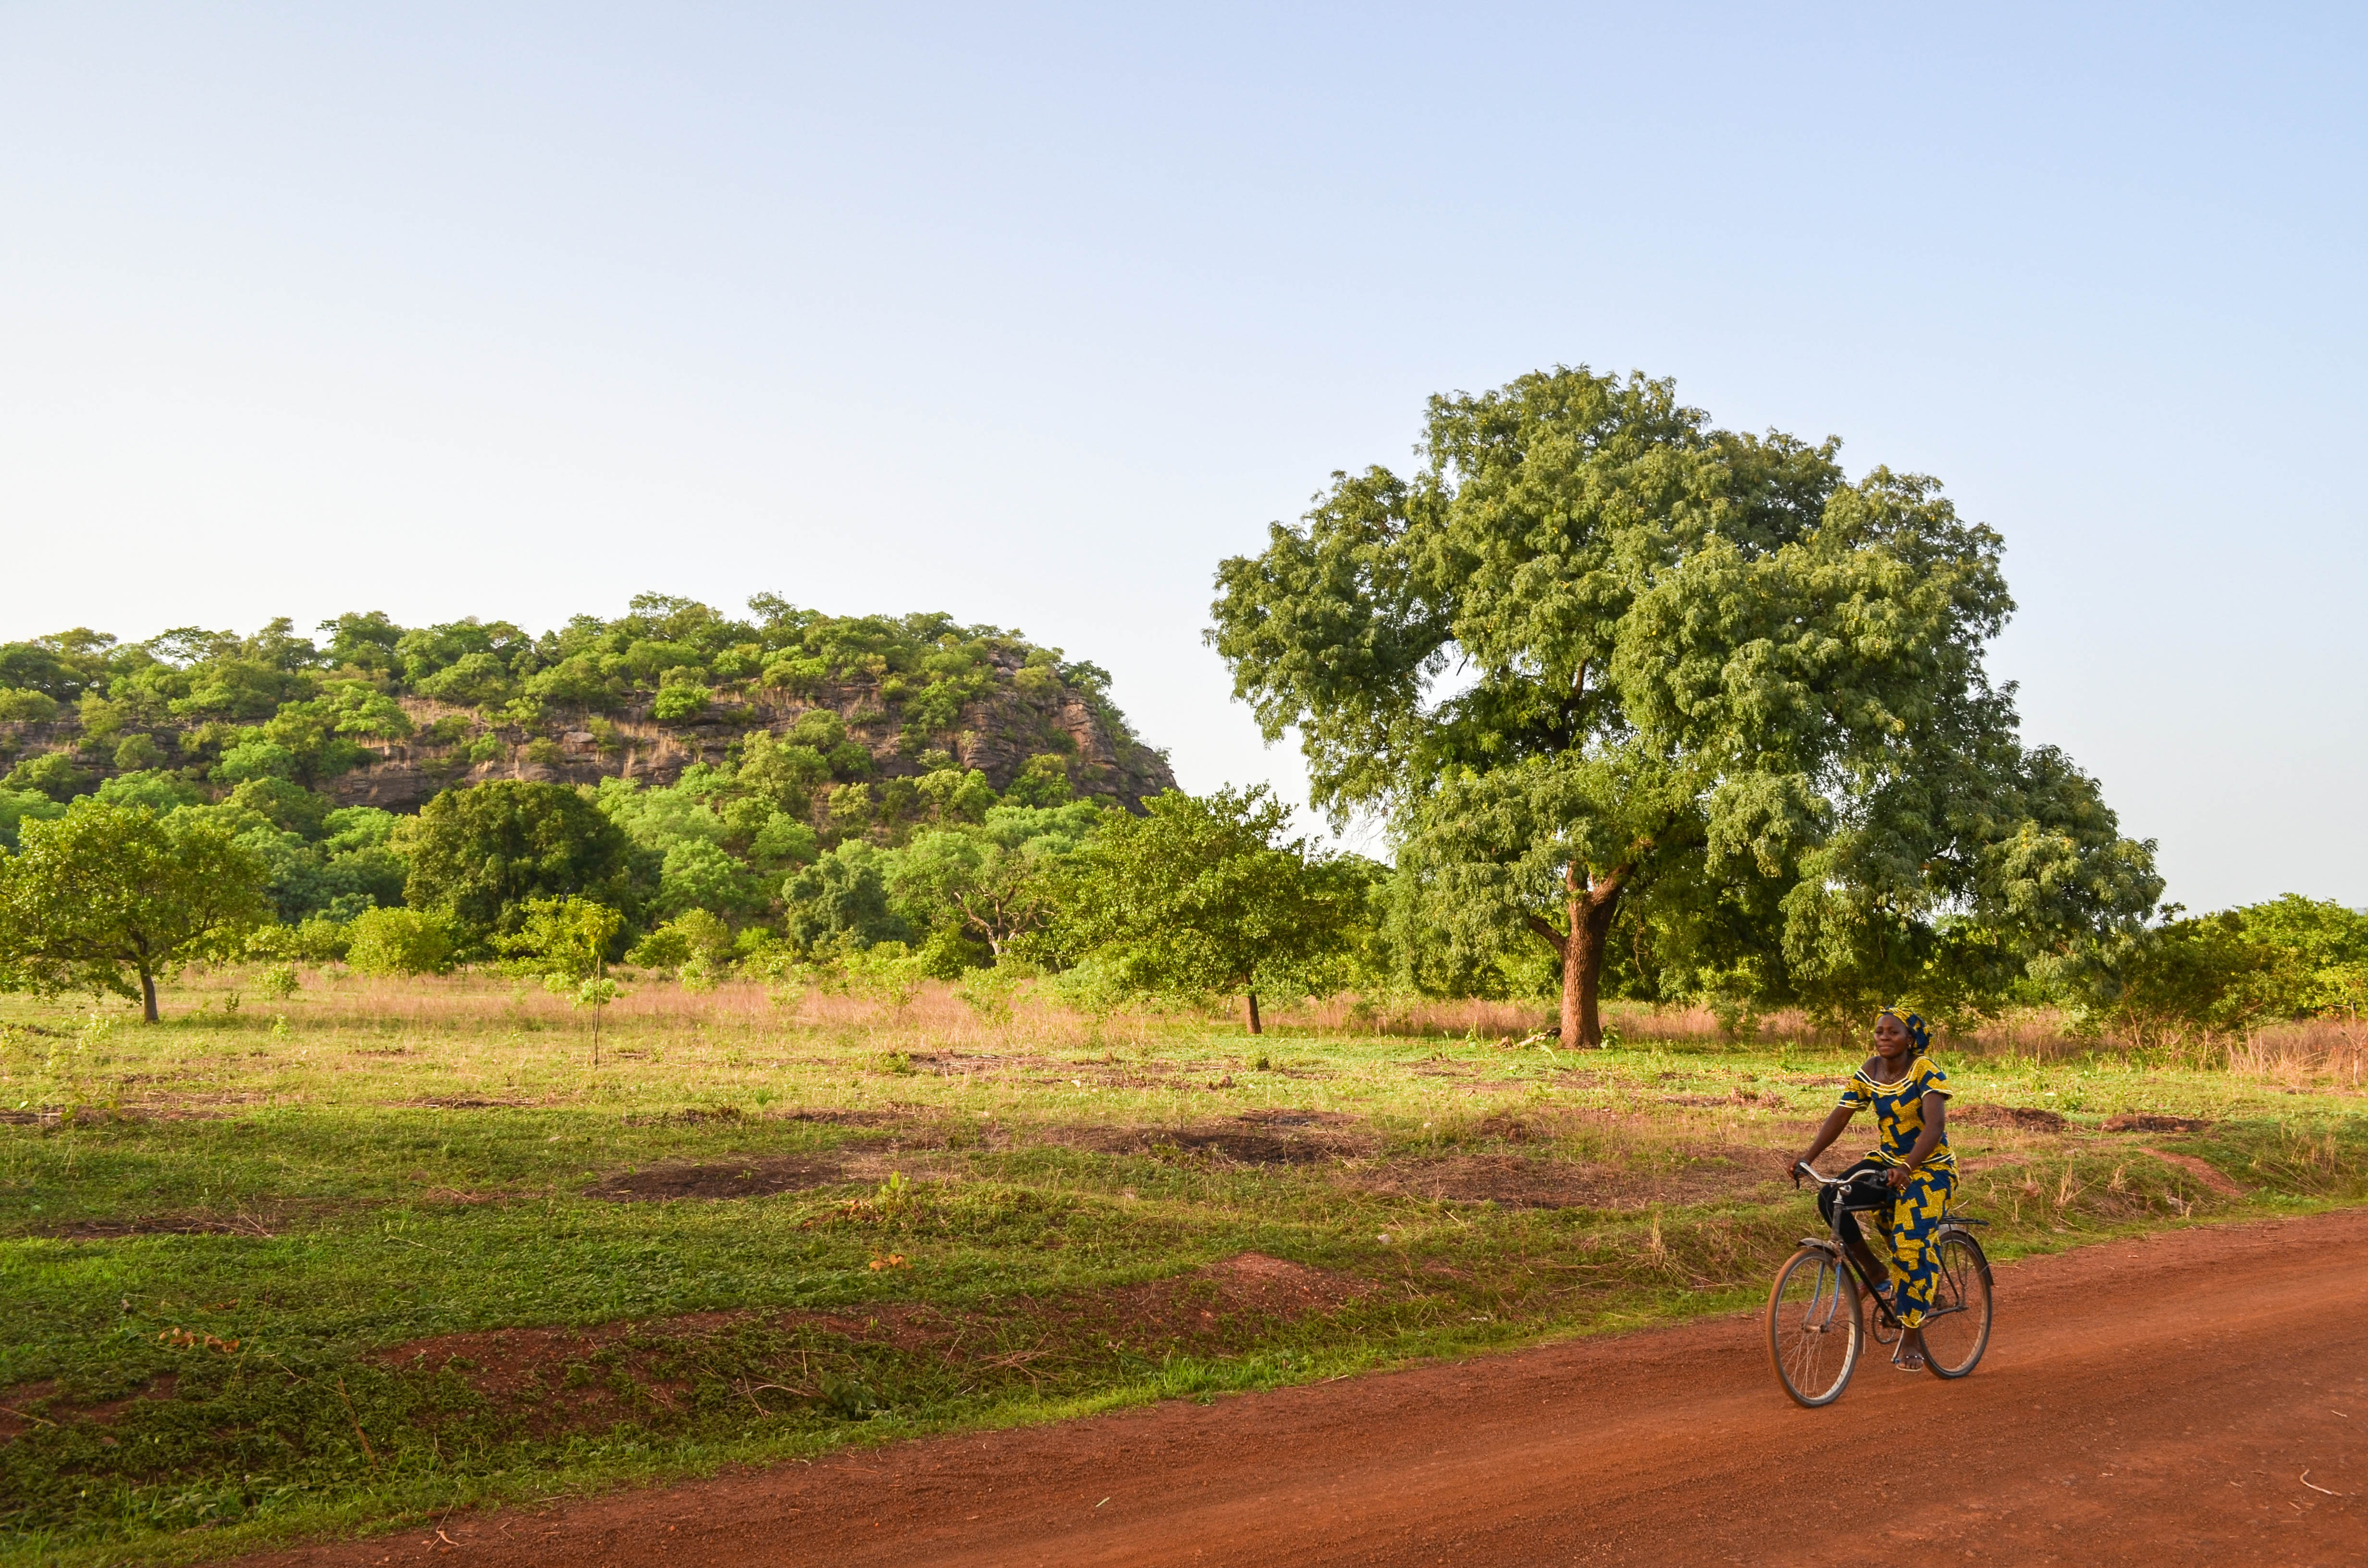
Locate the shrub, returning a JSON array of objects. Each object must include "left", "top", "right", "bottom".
[
  {"left": 653, "top": 684, "right": 713, "bottom": 723},
  {"left": 0, "top": 688, "right": 61, "bottom": 724},
  {"left": 3, "top": 750, "right": 95, "bottom": 803},
  {"left": 113, "top": 734, "right": 168, "bottom": 772},
  {"left": 215, "top": 740, "right": 297, "bottom": 784},
  {"left": 628, "top": 908, "right": 736, "bottom": 975},
  {"left": 345, "top": 908, "right": 454, "bottom": 976}
]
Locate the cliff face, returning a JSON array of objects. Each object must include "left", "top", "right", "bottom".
[{"left": 321, "top": 663, "right": 1174, "bottom": 812}]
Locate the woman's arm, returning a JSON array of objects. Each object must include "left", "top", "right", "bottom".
[
  {"left": 1886, "top": 1093, "right": 1949, "bottom": 1190},
  {"left": 1790, "top": 1105, "right": 1856, "bottom": 1184}
]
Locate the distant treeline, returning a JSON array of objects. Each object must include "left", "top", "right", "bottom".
[{"left": 0, "top": 590, "right": 2360, "bottom": 1049}]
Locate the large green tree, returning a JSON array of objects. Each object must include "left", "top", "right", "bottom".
[
  {"left": 0, "top": 800, "right": 269, "bottom": 1021},
  {"left": 1209, "top": 367, "right": 2160, "bottom": 1043},
  {"left": 1051, "top": 786, "right": 1366, "bottom": 1033},
  {"left": 889, "top": 800, "right": 1105, "bottom": 961},
  {"left": 395, "top": 781, "right": 631, "bottom": 942}
]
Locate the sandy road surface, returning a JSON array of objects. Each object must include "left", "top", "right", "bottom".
[{"left": 242, "top": 1209, "right": 2368, "bottom": 1568}]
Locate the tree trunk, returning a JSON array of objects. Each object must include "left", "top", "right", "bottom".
[
  {"left": 139, "top": 968, "right": 159, "bottom": 1024},
  {"left": 1557, "top": 863, "right": 1628, "bottom": 1048},
  {"left": 1245, "top": 991, "right": 1262, "bottom": 1035}
]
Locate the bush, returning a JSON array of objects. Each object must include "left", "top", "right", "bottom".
[
  {"left": 94, "top": 770, "right": 202, "bottom": 814},
  {"left": 653, "top": 684, "right": 713, "bottom": 723},
  {"left": 628, "top": 908, "right": 736, "bottom": 975},
  {"left": 215, "top": 740, "right": 297, "bottom": 784},
  {"left": 345, "top": 908, "right": 454, "bottom": 976},
  {"left": 0, "top": 688, "right": 60, "bottom": 724},
  {"left": 3, "top": 750, "right": 95, "bottom": 802},
  {"left": 113, "top": 734, "right": 168, "bottom": 772}
]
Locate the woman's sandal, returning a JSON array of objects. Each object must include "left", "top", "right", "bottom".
[{"left": 1893, "top": 1350, "right": 1926, "bottom": 1371}]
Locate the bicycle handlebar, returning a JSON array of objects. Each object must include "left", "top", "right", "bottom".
[{"left": 1794, "top": 1161, "right": 1893, "bottom": 1188}]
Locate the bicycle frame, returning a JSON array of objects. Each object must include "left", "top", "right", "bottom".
[{"left": 1792, "top": 1161, "right": 1986, "bottom": 1335}]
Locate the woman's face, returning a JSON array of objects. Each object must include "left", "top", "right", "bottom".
[{"left": 1873, "top": 1013, "right": 1912, "bottom": 1062}]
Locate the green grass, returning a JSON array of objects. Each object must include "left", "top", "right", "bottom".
[{"left": 3, "top": 969, "right": 2364, "bottom": 1564}]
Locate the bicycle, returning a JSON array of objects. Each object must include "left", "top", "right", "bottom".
[{"left": 1767, "top": 1161, "right": 1994, "bottom": 1407}]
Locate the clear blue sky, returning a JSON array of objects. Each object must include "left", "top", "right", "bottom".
[{"left": 2, "top": 5, "right": 2361, "bottom": 911}]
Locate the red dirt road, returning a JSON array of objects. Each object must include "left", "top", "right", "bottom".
[{"left": 242, "top": 1209, "right": 2368, "bottom": 1568}]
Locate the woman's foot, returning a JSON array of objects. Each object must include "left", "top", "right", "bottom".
[{"left": 1895, "top": 1328, "right": 1928, "bottom": 1370}]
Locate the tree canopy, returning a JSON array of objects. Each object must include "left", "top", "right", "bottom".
[
  {"left": 395, "top": 781, "right": 631, "bottom": 943},
  {"left": 0, "top": 799, "right": 270, "bottom": 1020},
  {"left": 1048, "top": 786, "right": 1369, "bottom": 1033},
  {"left": 1209, "top": 367, "right": 2161, "bottom": 1042}
]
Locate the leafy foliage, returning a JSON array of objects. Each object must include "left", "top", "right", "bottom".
[
  {"left": 1047, "top": 786, "right": 1370, "bottom": 1032},
  {"left": 344, "top": 907, "right": 454, "bottom": 977},
  {"left": 395, "top": 782, "right": 631, "bottom": 943},
  {"left": 1210, "top": 366, "right": 2161, "bottom": 1041},
  {"left": 0, "top": 800, "right": 270, "bottom": 1020}
]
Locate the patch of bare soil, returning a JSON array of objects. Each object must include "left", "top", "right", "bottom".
[
  {"left": 621, "top": 1106, "right": 747, "bottom": 1127},
  {"left": 396, "top": 1098, "right": 532, "bottom": 1111},
  {"left": 370, "top": 1306, "right": 965, "bottom": 1439},
  {"left": 1349, "top": 1147, "right": 1780, "bottom": 1210},
  {"left": 587, "top": 1157, "right": 847, "bottom": 1201},
  {"left": 24, "top": 1213, "right": 279, "bottom": 1240},
  {"left": 2140, "top": 1146, "right": 2247, "bottom": 1196},
  {"left": 1952, "top": 1103, "right": 2069, "bottom": 1132},
  {"left": 1658, "top": 1089, "right": 1783, "bottom": 1108},
  {"left": 0, "top": 1373, "right": 179, "bottom": 1444},
  {"left": 1237, "top": 1108, "right": 1361, "bottom": 1128},
  {"left": 1042, "top": 1253, "right": 1373, "bottom": 1357},
  {"left": 1044, "top": 1115, "right": 1372, "bottom": 1166},
  {"left": 779, "top": 1108, "right": 913, "bottom": 1127},
  {"left": 2106, "top": 1113, "right": 2214, "bottom": 1134}
]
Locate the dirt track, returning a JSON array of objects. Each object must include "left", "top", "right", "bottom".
[{"left": 242, "top": 1209, "right": 2368, "bottom": 1568}]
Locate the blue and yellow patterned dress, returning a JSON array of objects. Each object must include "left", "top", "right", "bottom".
[{"left": 1835, "top": 1055, "right": 1957, "bottom": 1327}]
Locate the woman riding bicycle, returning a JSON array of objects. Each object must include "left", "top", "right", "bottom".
[{"left": 1789, "top": 1007, "right": 1955, "bottom": 1371}]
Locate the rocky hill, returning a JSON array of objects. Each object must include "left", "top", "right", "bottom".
[
  {"left": 0, "top": 597, "right": 1176, "bottom": 823},
  {"left": 331, "top": 664, "right": 1173, "bottom": 812}
]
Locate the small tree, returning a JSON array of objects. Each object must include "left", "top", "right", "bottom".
[
  {"left": 496, "top": 896, "right": 627, "bottom": 1063},
  {"left": 1052, "top": 786, "right": 1363, "bottom": 1034},
  {"left": 0, "top": 799, "right": 269, "bottom": 1021}
]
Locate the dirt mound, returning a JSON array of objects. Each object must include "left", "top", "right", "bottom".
[
  {"left": 1952, "top": 1103, "right": 2068, "bottom": 1132},
  {"left": 1067, "top": 1252, "right": 1373, "bottom": 1355},
  {"left": 0, "top": 1374, "right": 179, "bottom": 1444},
  {"left": 1349, "top": 1149, "right": 1776, "bottom": 1210},
  {"left": 20, "top": 1213, "right": 278, "bottom": 1240},
  {"left": 1046, "top": 1117, "right": 1370, "bottom": 1166},
  {"left": 397, "top": 1099, "right": 531, "bottom": 1111},
  {"left": 587, "top": 1157, "right": 846, "bottom": 1201},
  {"left": 369, "top": 1306, "right": 958, "bottom": 1438},
  {"left": 779, "top": 1108, "right": 911, "bottom": 1127},
  {"left": 2140, "top": 1146, "right": 2246, "bottom": 1195},
  {"left": 2105, "top": 1113, "right": 2213, "bottom": 1134}
]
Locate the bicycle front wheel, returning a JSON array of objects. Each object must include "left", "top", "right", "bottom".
[
  {"left": 1768, "top": 1246, "right": 1862, "bottom": 1407},
  {"left": 1920, "top": 1231, "right": 1993, "bottom": 1380}
]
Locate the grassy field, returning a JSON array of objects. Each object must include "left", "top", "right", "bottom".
[{"left": 4, "top": 969, "right": 2365, "bottom": 1565}]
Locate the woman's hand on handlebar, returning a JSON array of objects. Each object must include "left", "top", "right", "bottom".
[{"left": 1886, "top": 1164, "right": 1911, "bottom": 1192}]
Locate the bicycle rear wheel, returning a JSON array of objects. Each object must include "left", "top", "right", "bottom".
[
  {"left": 1920, "top": 1231, "right": 1993, "bottom": 1379},
  {"left": 1768, "top": 1246, "right": 1862, "bottom": 1407}
]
